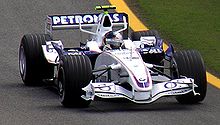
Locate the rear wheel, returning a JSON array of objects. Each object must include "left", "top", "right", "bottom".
[
  {"left": 58, "top": 55, "right": 92, "bottom": 107},
  {"left": 19, "top": 34, "right": 54, "bottom": 86},
  {"left": 173, "top": 50, "right": 207, "bottom": 104}
]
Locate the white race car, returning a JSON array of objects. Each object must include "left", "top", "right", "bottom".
[{"left": 19, "top": 5, "right": 207, "bottom": 107}]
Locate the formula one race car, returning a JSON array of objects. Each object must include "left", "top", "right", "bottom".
[{"left": 19, "top": 5, "right": 207, "bottom": 107}]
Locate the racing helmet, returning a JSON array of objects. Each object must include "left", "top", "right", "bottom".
[{"left": 104, "top": 31, "right": 123, "bottom": 49}]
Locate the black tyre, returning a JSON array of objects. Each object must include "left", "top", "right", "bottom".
[
  {"left": 131, "top": 30, "right": 160, "bottom": 41},
  {"left": 173, "top": 50, "right": 207, "bottom": 104},
  {"left": 58, "top": 55, "right": 92, "bottom": 107},
  {"left": 19, "top": 34, "right": 54, "bottom": 86}
]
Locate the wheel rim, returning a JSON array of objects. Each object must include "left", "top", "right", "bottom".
[
  {"left": 19, "top": 45, "right": 27, "bottom": 80},
  {"left": 58, "top": 80, "right": 64, "bottom": 101},
  {"left": 58, "top": 68, "right": 65, "bottom": 102}
]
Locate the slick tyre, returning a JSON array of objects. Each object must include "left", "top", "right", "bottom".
[
  {"left": 58, "top": 55, "right": 92, "bottom": 107},
  {"left": 173, "top": 50, "right": 207, "bottom": 104},
  {"left": 19, "top": 34, "right": 54, "bottom": 86},
  {"left": 131, "top": 30, "right": 160, "bottom": 41}
]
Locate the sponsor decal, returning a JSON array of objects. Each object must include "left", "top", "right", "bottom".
[
  {"left": 139, "top": 78, "right": 146, "bottom": 81},
  {"left": 142, "top": 48, "right": 163, "bottom": 54},
  {"left": 97, "top": 93, "right": 118, "bottom": 97},
  {"left": 49, "top": 13, "right": 125, "bottom": 26},
  {"left": 166, "top": 89, "right": 190, "bottom": 95},
  {"left": 96, "top": 84, "right": 113, "bottom": 91},
  {"left": 164, "top": 82, "right": 177, "bottom": 89}
]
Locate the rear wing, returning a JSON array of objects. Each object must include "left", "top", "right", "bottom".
[{"left": 45, "top": 13, "right": 129, "bottom": 38}]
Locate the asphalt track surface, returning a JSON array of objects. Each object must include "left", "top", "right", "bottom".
[{"left": 0, "top": 0, "right": 220, "bottom": 125}]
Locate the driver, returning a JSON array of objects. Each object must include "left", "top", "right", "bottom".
[{"left": 102, "top": 31, "right": 123, "bottom": 50}]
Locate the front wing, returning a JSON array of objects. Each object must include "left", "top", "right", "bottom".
[{"left": 82, "top": 78, "right": 199, "bottom": 104}]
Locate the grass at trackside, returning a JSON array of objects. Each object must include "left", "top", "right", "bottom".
[{"left": 125, "top": 0, "right": 220, "bottom": 76}]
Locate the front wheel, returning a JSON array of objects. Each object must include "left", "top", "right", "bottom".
[
  {"left": 173, "top": 50, "right": 207, "bottom": 104},
  {"left": 19, "top": 34, "right": 54, "bottom": 86},
  {"left": 58, "top": 55, "right": 92, "bottom": 107}
]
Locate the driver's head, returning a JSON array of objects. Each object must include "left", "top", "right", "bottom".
[{"left": 104, "top": 31, "right": 123, "bottom": 49}]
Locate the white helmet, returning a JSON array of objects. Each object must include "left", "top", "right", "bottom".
[{"left": 104, "top": 31, "right": 123, "bottom": 49}]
